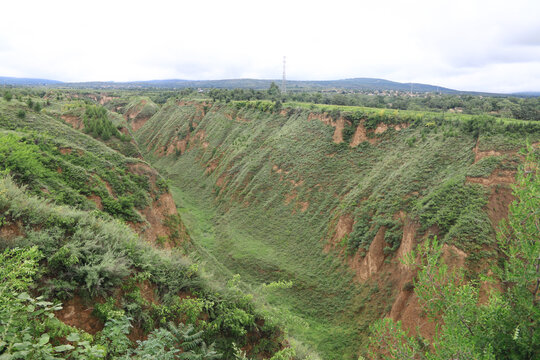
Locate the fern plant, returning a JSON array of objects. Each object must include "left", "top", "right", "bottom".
[{"left": 131, "top": 322, "right": 221, "bottom": 359}]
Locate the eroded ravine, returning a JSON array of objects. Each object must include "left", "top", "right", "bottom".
[{"left": 132, "top": 99, "right": 536, "bottom": 359}]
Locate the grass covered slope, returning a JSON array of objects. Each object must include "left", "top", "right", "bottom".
[
  {"left": 0, "top": 91, "right": 286, "bottom": 359},
  {"left": 0, "top": 176, "right": 283, "bottom": 359},
  {"left": 0, "top": 94, "right": 189, "bottom": 246},
  {"left": 135, "top": 99, "right": 539, "bottom": 358}
]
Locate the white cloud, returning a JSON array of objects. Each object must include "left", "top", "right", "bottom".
[{"left": 0, "top": 0, "right": 539, "bottom": 92}]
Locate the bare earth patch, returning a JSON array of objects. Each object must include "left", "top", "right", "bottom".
[
  {"left": 374, "top": 123, "right": 388, "bottom": 134},
  {"left": 125, "top": 100, "right": 152, "bottom": 132},
  {"left": 333, "top": 117, "right": 346, "bottom": 143},
  {"left": 324, "top": 214, "right": 354, "bottom": 252},
  {"left": 0, "top": 221, "right": 24, "bottom": 240},
  {"left": 348, "top": 226, "right": 387, "bottom": 281},
  {"left": 350, "top": 123, "right": 370, "bottom": 147},
  {"left": 87, "top": 194, "right": 103, "bottom": 210},
  {"left": 55, "top": 296, "right": 103, "bottom": 335},
  {"left": 466, "top": 170, "right": 515, "bottom": 186},
  {"left": 127, "top": 162, "right": 188, "bottom": 246},
  {"left": 61, "top": 115, "right": 83, "bottom": 130},
  {"left": 486, "top": 185, "right": 514, "bottom": 229}
]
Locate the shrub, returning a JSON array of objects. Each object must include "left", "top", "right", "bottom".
[
  {"left": 3, "top": 90, "right": 12, "bottom": 101},
  {"left": 0, "top": 133, "right": 51, "bottom": 183},
  {"left": 83, "top": 105, "right": 121, "bottom": 141},
  {"left": 0, "top": 247, "right": 65, "bottom": 359},
  {"left": 97, "top": 317, "right": 132, "bottom": 357}
]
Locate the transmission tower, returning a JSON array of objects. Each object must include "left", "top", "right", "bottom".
[{"left": 281, "top": 56, "right": 286, "bottom": 94}]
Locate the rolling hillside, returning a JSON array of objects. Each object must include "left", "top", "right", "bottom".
[{"left": 1, "top": 76, "right": 463, "bottom": 93}]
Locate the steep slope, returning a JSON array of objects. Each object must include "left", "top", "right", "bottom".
[
  {"left": 0, "top": 93, "right": 285, "bottom": 359},
  {"left": 0, "top": 98, "right": 186, "bottom": 247},
  {"left": 0, "top": 175, "right": 283, "bottom": 358},
  {"left": 122, "top": 96, "right": 160, "bottom": 132},
  {"left": 135, "top": 99, "right": 539, "bottom": 358}
]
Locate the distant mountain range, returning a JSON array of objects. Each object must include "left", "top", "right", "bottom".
[
  {"left": 53, "top": 77, "right": 464, "bottom": 93},
  {"left": 0, "top": 75, "right": 537, "bottom": 96},
  {"left": 0, "top": 76, "right": 63, "bottom": 86},
  {"left": 512, "top": 91, "right": 540, "bottom": 97}
]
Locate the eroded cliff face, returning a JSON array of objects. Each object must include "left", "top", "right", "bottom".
[
  {"left": 2, "top": 97, "right": 190, "bottom": 251},
  {"left": 322, "top": 140, "right": 521, "bottom": 339},
  {"left": 0, "top": 94, "right": 295, "bottom": 359},
  {"left": 125, "top": 161, "right": 189, "bottom": 247},
  {"left": 132, "top": 99, "right": 534, "bottom": 357},
  {"left": 123, "top": 97, "right": 160, "bottom": 132},
  {"left": 56, "top": 98, "right": 189, "bottom": 247}
]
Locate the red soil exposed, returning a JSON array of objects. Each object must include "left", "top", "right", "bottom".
[
  {"left": 348, "top": 226, "right": 387, "bottom": 281},
  {"left": 307, "top": 113, "right": 347, "bottom": 144},
  {"left": 466, "top": 169, "right": 515, "bottom": 186},
  {"left": 325, "top": 214, "right": 354, "bottom": 252},
  {"left": 125, "top": 99, "right": 152, "bottom": 132},
  {"left": 127, "top": 162, "right": 188, "bottom": 246},
  {"left": 61, "top": 115, "right": 83, "bottom": 130},
  {"left": 55, "top": 296, "right": 103, "bottom": 335},
  {"left": 487, "top": 185, "right": 514, "bottom": 229},
  {"left": 87, "top": 194, "right": 103, "bottom": 210},
  {"left": 0, "top": 220, "right": 24, "bottom": 241}
]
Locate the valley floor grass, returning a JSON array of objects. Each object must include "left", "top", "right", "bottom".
[{"left": 168, "top": 181, "right": 367, "bottom": 359}]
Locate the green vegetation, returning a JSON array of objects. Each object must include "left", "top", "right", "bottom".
[
  {"left": 0, "top": 174, "right": 282, "bottom": 359},
  {"left": 0, "top": 130, "right": 148, "bottom": 222},
  {"left": 1, "top": 86, "right": 538, "bottom": 359},
  {"left": 134, "top": 95, "right": 538, "bottom": 358},
  {"left": 83, "top": 105, "right": 122, "bottom": 141},
  {"left": 204, "top": 86, "right": 540, "bottom": 121},
  {"left": 0, "top": 90, "right": 285, "bottom": 359},
  {"left": 122, "top": 96, "right": 160, "bottom": 121},
  {"left": 414, "top": 177, "right": 493, "bottom": 251},
  {"left": 367, "top": 146, "right": 539, "bottom": 359},
  {"left": 3, "top": 90, "right": 13, "bottom": 101}
]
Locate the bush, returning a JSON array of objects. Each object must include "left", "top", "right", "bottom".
[
  {"left": 83, "top": 105, "right": 121, "bottom": 141},
  {"left": 0, "top": 133, "right": 51, "bottom": 183},
  {"left": 0, "top": 247, "right": 65, "bottom": 359},
  {"left": 97, "top": 317, "right": 132, "bottom": 357}
]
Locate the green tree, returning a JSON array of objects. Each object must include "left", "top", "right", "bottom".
[
  {"left": 3, "top": 90, "right": 12, "bottom": 101},
  {"left": 268, "top": 82, "right": 281, "bottom": 98}
]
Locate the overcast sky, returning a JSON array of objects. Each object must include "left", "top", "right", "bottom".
[{"left": 1, "top": 0, "right": 539, "bottom": 93}]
